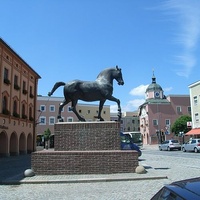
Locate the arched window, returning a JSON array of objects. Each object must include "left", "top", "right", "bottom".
[
  {"left": 2, "top": 96, "right": 9, "bottom": 115},
  {"left": 29, "top": 106, "right": 33, "bottom": 120},
  {"left": 13, "top": 100, "right": 17, "bottom": 113},
  {"left": 13, "top": 100, "right": 20, "bottom": 118},
  {"left": 22, "top": 104, "right": 27, "bottom": 119}
]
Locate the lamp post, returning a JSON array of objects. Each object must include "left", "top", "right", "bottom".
[{"left": 179, "top": 131, "right": 184, "bottom": 144}]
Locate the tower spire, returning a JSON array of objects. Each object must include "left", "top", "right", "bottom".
[{"left": 152, "top": 68, "right": 156, "bottom": 84}]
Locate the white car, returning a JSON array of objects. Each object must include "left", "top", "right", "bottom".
[
  {"left": 182, "top": 139, "right": 200, "bottom": 153},
  {"left": 159, "top": 140, "right": 181, "bottom": 151}
]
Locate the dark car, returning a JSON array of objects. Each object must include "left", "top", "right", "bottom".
[
  {"left": 151, "top": 177, "right": 200, "bottom": 200},
  {"left": 120, "top": 132, "right": 142, "bottom": 157}
]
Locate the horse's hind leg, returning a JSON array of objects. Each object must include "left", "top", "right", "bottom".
[
  {"left": 71, "top": 100, "right": 86, "bottom": 121},
  {"left": 98, "top": 100, "right": 106, "bottom": 121},
  {"left": 58, "top": 99, "right": 70, "bottom": 122}
]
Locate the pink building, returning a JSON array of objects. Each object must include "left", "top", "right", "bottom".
[
  {"left": 139, "top": 73, "right": 191, "bottom": 145},
  {"left": 0, "top": 38, "right": 41, "bottom": 156}
]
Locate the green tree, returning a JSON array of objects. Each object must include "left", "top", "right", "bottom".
[
  {"left": 171, "top": 115, "right": 192, "bottom": 136},
  {"left": 43, "top": 128, "right": 51, "bottom": 149}
]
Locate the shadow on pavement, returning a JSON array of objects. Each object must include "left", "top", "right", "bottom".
[{"left": 0, "top": 154, "right": 31, "bottom": 183}]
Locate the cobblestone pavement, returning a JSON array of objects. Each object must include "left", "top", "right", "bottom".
[{"left": 0, "top": 145, "right": 200, "bottom": 200}]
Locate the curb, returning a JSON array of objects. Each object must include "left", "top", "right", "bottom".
[{"left": 1, "top": 175, "right": 168, "bottom": 185}]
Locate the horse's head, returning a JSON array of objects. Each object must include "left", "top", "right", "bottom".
[{"left": 114, "top": 66, "right": 124, "bottom": 85}]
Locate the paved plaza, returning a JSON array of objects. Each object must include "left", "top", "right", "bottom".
[{"left": 0, "top": 145, "right": 200, "bottom": 199}]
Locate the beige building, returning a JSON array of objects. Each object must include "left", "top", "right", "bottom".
[
  {"left": 36, "top": 95, "right": 110, "bottom": 145},
  {"left": 0, "top": 38, "right": 41, "bottom": 156},
  {"left": 186, "top": 80, "right": 200, "bottom": 136}
]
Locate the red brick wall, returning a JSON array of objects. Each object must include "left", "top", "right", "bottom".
[
  {"left": 31, "top": 150, "right": 138, "bottom": 175},
  {"left": 54, "top": 122, "right": 121, "bottom": 151},
  {"left": 32, "top": 121, "right": 139, "bottom": 175}
]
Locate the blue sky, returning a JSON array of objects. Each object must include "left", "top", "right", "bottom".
[{"left": 1, "top": 0, "right": 200, "bottom": 112}]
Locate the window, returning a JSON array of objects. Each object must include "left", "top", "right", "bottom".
[
  {"left": 49, "top": 117, "right": 55, "bottom": 125},
  {"left": 195, "top": 113, "right": 199, "bottom": 122},
  {"left": 188, "top": 106, "right": 191, "bottom": 113},
  {"left": 153, "top": 119, "right": 158, "bottom": 126},
  {"left": 23, "top": 81, "right": 26, "bottom": 90},
  {"left": 165, "top": 119, "right": 170, "bottom": 126},
  {"left": 14, "top": 75, "right": 20, "bottom": 90},
  {"left": 22, "top": 104, "right": 27, "bottom": 119},
  {"left": 14, "top": 75, "right": 18, "bottom": 85},
  {"left": 194, "top": 96, "right": 198, "bottom": 105},
  {"left": 67, "top": 117, "right": 73, "bottom": 122},
  {"left": 29, "top": 107, "right": 33, "bottom": 120},
  {"left": 49, "top": 105, "right": 55, "bottom": 112},
  {"left": 22, "top": 81, "right": 27, "bottom": 94},
  {"left": 4, "top": 68, "right": 9, "bottom": 80},
  {"left": 4, "top": 68, "right": 10, "bottom": 84},
  {"left": 176, "top": 106, "right": 181, "bottom": 113},
  {"left": 40, "top": 116, "right": 46, "bottom": 125},
  {"left": 29, "top": 86, "right": 34, "bottom": 98},
  {"left": 68, "top": 106, "right": 72, "bottom": 112},
  {"left": 103, "top": 111, "right": 106, "bottom": 114},
  {"left": 13, "top": 100, "right": 19, "bottom": 117},
  {"left": 40, "top": 105, "right": 46, "bottom": 112},
  {"left": 2, "top": 96, "right": 9, "bottom": 115},
  {"left": 132, "top": 120, "right": 135, "bottom": 124}
]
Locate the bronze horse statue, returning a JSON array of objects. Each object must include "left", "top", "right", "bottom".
[{"left": 48, "top": 66, "right": 124, "bottom": 121}]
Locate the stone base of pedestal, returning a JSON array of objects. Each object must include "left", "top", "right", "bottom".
[{"left": 31, "top": 150, "right": 138, "bottom": 175}]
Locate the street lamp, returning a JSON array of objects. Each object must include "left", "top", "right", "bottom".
[{"left": 179, "top": 131, "right": 184, "bottom": 144}]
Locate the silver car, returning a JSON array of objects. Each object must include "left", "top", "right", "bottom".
[
  {"left": 159, "top": 140, "right": 181, "bottom": 151},
  {"left": 182, "top": 139, "right": 200, "bottom": 153}
]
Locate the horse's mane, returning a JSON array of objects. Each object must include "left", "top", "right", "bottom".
[{"left": 96, "top": 68, "right": 114, "bottom": 79}]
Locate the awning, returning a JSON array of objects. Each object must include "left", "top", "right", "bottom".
[{"left": 185, "top": 128, "right": 200, "bottom": 136}]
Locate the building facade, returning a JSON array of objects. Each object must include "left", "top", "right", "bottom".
[
  {"left": 110, "top": 111, "right": 140, "bottom": 132},
  {"left": 186, "top": 80, "right": 200, "bottom": 136},
  {"left": 36, "top": 95, "right": 110, "bottom": 145},
  {"left": 0, "top": 38, "right": 41, "bottom": 156},
  {"left": 139, "top": 72, "right": 191, "bottom": 145}
]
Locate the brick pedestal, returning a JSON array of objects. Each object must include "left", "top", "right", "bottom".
[{"left": 32, "top": 122, "right": 139, "bottom": 175}]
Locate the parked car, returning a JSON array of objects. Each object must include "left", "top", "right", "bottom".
[
  {"left": 159, "top": 140, "right": 181, "bottom": 151},
  {"left": 182, "top": 139, "right": 200, "bottom": 153},
  {"left": 151, "top": 177, "right": 200, "bottom": 200},
  {"left": 120, "top": 132, "right": 142, "bottom": 157}
]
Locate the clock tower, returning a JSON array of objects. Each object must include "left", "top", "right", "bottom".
[{"left": 145, "top": 71, "right": 163, "bottom": 100}]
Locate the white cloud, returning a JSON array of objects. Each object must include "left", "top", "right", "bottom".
[
  {"left": 110, "top": 105, "right": 118, "bottom": 113},
  {"left": 163, "top": 86, "right": 173, "bottom": 92},
  {"left": 163, "top": 0, "right": 200, "bottom": 78},
  {"left": 129, "top": 84, "right": 149, "bottom": 96},
  {"left": 110, "top": 98, "right": 145, "bottom": 113}
]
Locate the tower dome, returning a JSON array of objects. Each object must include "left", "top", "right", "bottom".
[{"left": 146, "top": 71, "right": 163, "bottom": 93}]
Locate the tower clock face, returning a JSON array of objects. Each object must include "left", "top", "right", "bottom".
[{"left": 155, "top": 91, "right": 160, "bottom": 98}]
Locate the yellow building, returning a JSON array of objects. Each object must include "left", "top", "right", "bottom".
[{"left": 0, "top": 38, "right": 41, "bottom": 156}]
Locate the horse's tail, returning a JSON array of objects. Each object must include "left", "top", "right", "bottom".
[{"left": 48, "top": 81, "right": 66, "bottom": 96}]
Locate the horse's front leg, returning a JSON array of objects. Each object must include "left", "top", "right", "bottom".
[
  {"left": 107, "top": 96, "right": 122, "bottom": 121},
  {"left": 98, "top": 100, "right": 106, "bottom": 121}
]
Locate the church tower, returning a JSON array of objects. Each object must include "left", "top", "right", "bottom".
[{"left": 145, "top": 71, "right": 164, "bottom": 100}]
